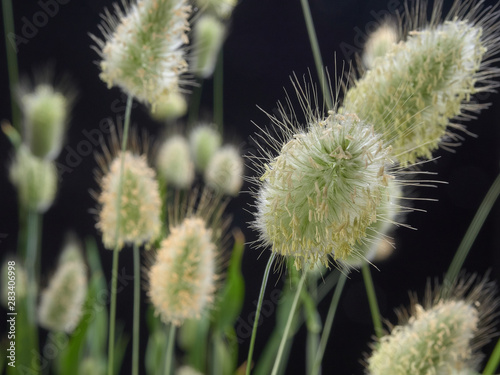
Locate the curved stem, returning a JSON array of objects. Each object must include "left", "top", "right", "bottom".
[
  {"left": 132, "top": 244, "right": 140, "bottom": 375},
  {"left": 362, "top": 263, "right": 383, "bottom": 338},
  {"left": 2, "top": 0, "right": 20, "bottom": 130},
  {"left": 299, "top": 0, "right": 333, "bottom": 109},
  {"left": 164, "top": 324, "right": 177, "bottom": 375},
  {"left": 444, "top": 173, "right": 500, "bottom": 292},
  {"left": 311, "top": 271, "right": 347, "bottom": 375},
  {"left": 246, "top": 252, "right": 276, "bottom": 375},
  {"left": 271, "top": 270, "right": 307, "bottom": 375},
  {"left": 107, "top": 94, "right": 133, "bottom": 375}
]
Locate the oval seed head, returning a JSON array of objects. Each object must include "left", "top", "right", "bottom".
[
  {"left": 189, "top": 124, "right": 222, "bottom": 171},
  {"left": 344, "top": 2, "right": 500, "bottom": 166},
  {"left": 362, "top": 22, "right": 398, "bottom": 70},
  {"left": 150, "top": 91, "right": 188, "bottom": 121},
  {"left": 148, "top": 217, "right": 217, "bottom": 326},
  {"left": 204, "top": 145, "right": 243, "bottom": 196},
  {"left": 176, "top": 366, "right": 204, "bottom": 375},
  {"left": 97, "top": 151, "right": 162, "bottom": 250},
  {"left": 156, "top": 135, "right": 195, "bottom": 189},
  {"left": 91, "top": 0, "right": 191, "bottom": 108},
  {"left": 367, "top": 274, "right": 499, "bottom": 375},
  {"left": 19, "top": 84, "right": 69, "bottom": 160},
  {"left": 9, "top": 146, "right": 58, "bottom": 213},
  {"left": 38, "top": 246, "right": 88, "bottom": 333},
  {"left": 191, "top": 15, "right": 226, "bottom": 78},
  {"left": 194, "top": 0, "right": 237, "bottom": 19},
  {"left": 254, "top": 112, "right": 395, "bottom": 269}
]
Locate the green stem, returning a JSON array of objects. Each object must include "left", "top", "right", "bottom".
[
  {"left": 187, "top": 79, "right": 203, "bottom": 126},
  {"left": 164, "top": 324, "right": 176, "bottom": 375},
  {"left": 25, "top": 209, "right": 39, "bottom": 325},
  {"left": 444, "top": 173, "right": 500, "bottom": 291},
  {"left": 213, "top": 47, "right": 224, "bottom": 132},
  {"left": 2, "top": 0, "right": 20, "bottom": 130},
  {"left": 132, "top": 244, "right": 140, "bottom": 375},
  {"left": 311, "top": 272, "right": 347, "bottom": 375},
  {"left": 362, "top": 263, "right": 383, "bottom": 338},
  {"left": 271, "top": 271, "right": 307, "bottom": 375},
  {"left": 107, "top": 94, "right": 133, "bottom": 375},
  {"left": 246, "top": 252, "right": 276, "bottom": 375},
  {"left": 483, "top": 336, "right": 500, "bottom": 375},
  {"left": 299, "top": 0, "right": 333, "bottom": 109}
]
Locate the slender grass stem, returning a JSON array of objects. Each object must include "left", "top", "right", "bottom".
[
  {"left": 2, "top": 0, "right": 20, "bottom": 130},
  {"left": 246, "top": 252, "right": 276, "bottom": 375},
  {"left": 132, "top": 243, "right": 140, "bottom": 375},
  {"left": 25, "top": 210, "right": 40, "bottom": 328},
  {"left": 311, "top": 271, "right": 347, "bottom": 375},
  {"left": 165, "top": 324, "right": 177, "bottom": 375},
  {"left": 362, "top": 263, "right": 383, "bottom": 338},
  {"left": 483, "top": 336, "right": 500, "bottom": 375},
  {"left": 299, "top": 0, "right": 333, "bottom": 109},
  {"left": 107, "top": 94, "right": 133, "bottom": 375},
  {"left": 271, "top": 270, "right": 307, "bottom": 375},
  {"left": 444, "top": 173, "right": 500, "bottom": 291},
  {"left": 187, "top": 79, "right": 203, "bottom": 126},
  {"left": 213, "top": 47, "right": 223, "bottom": 132}
]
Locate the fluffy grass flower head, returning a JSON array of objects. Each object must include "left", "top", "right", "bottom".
[
  {"left": 367, "top": 274, "right": 499, "bottom": 375},
  {"left": 156, "top": 134, "right": 195, "bottom": 188},
  {"left": 344, "top": 0, "right": 500, "bottom": 165},
  {"left": 362, "top": 22, "right": 399, "bottom": 70},
  {"left": 147, "top": 190, "right": 229, "bottom": 325},
  {"left": 94, "top": 130, "right": 162, "bottom": 250},
  {"left": 38, "top": 238, "right": 88, "bottom": 333},
  {"left": 251, "top": 80, "right": 402, "bottom": 270},
  {"left": 204, "top": 145, "right": 244, "bottom": 196},
  {"left": 189, "top": 123, "right": 222, "bottom": 171},
  {"left": 91, "top": 0, "right": 191, "bottom": 108}
]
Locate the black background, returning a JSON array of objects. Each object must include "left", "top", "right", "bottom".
[{"left": 1, "top": 0, "right": 500, "bottom": 374}]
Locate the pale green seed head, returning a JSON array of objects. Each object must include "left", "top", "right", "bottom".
[
  {"left": 368, "top": 300, "right": 479, "bottom": 375},
  {"left": 97, "top": 151, "right": 162, "bottom": 250},
  {"left": 148, "top": 217, "right": 217, "bottom": 326},
  {"left": 150, "top": 91, "right": 188, "bottom": 121},
  {"left": 157, "top": 135, "right": 195, "bottom": 188},
  {"left": 189, "top": 124, "right": 222, "bottom": 171},
  {"left": 21, "top": 84, "right": 68, "bottom": 160},
  {"left": 9, "top": 146, "right": 58, "bottom": 213},
  {"left": 191, "top": 15, "right": 226, "bottom": 78},
  {"left": 254, "top": 112, "right": 395, "bottom": 269},
  {"left": 362, "top": 22, "right": 399, "bottom": 70},
  {"left": 195, "top": 0, "right": 237, "bottom": 19},
  {"left": 38, "top": 251, "right": 88, "bottom": 333},
  {"left": 345, "top": 20, "right": 487, "bottom": 165},
  {"left": 204, "top": 145, "right": 243, "bottom": 196},
  {"left": 92, "top": 0, "right": 191, "bottom": 108}
]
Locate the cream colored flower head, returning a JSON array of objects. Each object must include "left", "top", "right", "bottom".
[
  {"left": 362, "top": 22, "right": 399, "bottom": 70},
  {"left": 38, "top": 238, "right": 88, "bottom": 333},
  {"left": 204, "top": 145, "right": 244, "bottom": 196},
  {"left": 249, "top": 78, "right": 411, "bottom": 270},
  {"left": 188, "top": 124, "right": 222, "bottom": 171},
  {"left": 94, "top": 129, "right": 162, "bottom": 250},
  {"left": 367, "top": 274, "right": 499, "bottom": 375},
  {"left": 147, "top": 189, "right": 229, "bottom": 326},
  {"left": 156, "top": 134, "right": 195, "bottom": 189},
  {"left": 91, "top": 0, "right": 191, "bottom": 108},
  {"left": 344, "top": 0, "right": 500, "bottom": 165}
]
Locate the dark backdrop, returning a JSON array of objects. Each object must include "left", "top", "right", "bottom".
[{"left": 1, "top": 0, "right": 500, "bottom": 374}]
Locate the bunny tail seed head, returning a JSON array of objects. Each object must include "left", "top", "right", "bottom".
[
  {"left": 38, "top": 243, "right": 88, "bottom": 333},
  {"left": 156, "top": 135, "right": 195, "bottom": 189},
  {"left": 250, "top": 78, "right": 402, "bottom": 270},
  {"left": 189, "top": 124, "right": 222, "bottom": 171},
  {"left": 362, "top": 22, "right": 399, "bottom": 70},
  {"left": 191, "top": 14, "right": 226, "bottom": 78},
  {"left": 148, "top": 217, "right": 217, "bottom": 326},
  {"left": 344, "top": 0, "right": 500, "bottom": 166},
  {"left": 96, "top": 150, "right": 162, "bottom": 250},
  {"left": 91, "top": 0, "right": 191, "bottom": 108},
  {"left": 204, "top": 145, "right": 244, "bottom": 196},
  {"left": 367, "top": 274, "right": 499, "bottom": 375}
]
